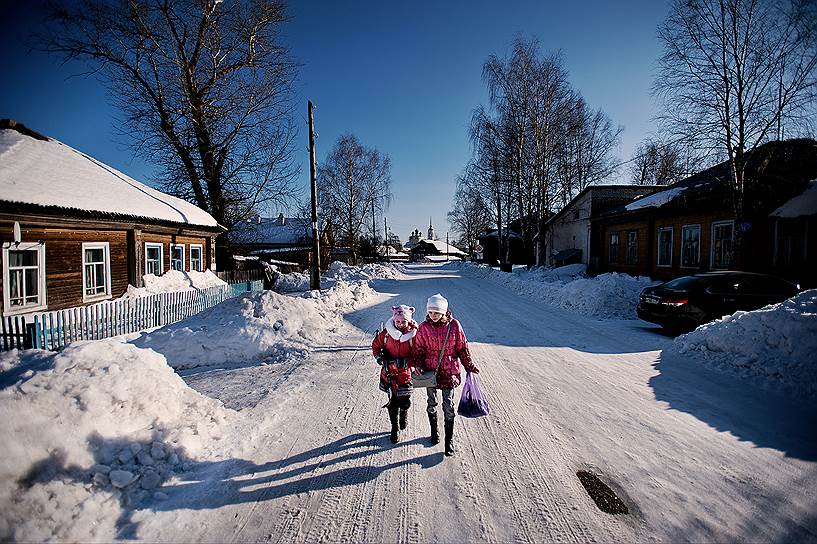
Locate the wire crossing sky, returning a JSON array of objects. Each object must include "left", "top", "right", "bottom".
[{"left": 0, "top": 0, "right": 670, "bottom": 242}]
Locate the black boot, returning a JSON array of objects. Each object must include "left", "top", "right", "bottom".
[
  {"left": 399, "top": 408, "right": 408, "bottom": 430},
  {"left": 444, "top": 419, "right": 455, "bottom": 456},
  {"left": 388, "top": 404, "right": 400, "bottom": 444},
  {"left": 428, "top": 413, "right": 439, "bottom": 445}
]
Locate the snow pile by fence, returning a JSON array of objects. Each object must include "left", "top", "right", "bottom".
[
  {"left": 0, "top": 341, "right": 236, "bottom": 542},
  {"left": 124, "top": 270, "right": 227, "bottom": 298},
  {"left": 275, "top": 271, "right": 310, "bottom": 293},
  {"left": 131, "top": 280, "right": 377, "bottom": 369},
  {"left": 669, "top": 289, "right": 817, "bottom": 399},
  {"left": 325, "top": 261, "right": 406, "bottom": 282},
  {"left": 460, "top": 262, "right": 655, "bottom": 319}
]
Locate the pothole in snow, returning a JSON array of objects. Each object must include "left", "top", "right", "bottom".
[{"left": 576, "top": 470, "right": 629, "bottom": 515}]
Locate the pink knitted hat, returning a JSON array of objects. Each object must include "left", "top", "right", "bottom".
[{"left": 392, "top": 305, "right": 415, "bottom": 321}]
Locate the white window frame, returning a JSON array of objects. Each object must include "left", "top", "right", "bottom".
[
  {"left": 145, "top": 242, "right": 164, "bottom": 276},
  {"left": 81, "top": 242, "right": 112, "bottom": 303},
  {"left": 680, "top": 224, "right": 701, "bottom": 268},
  {"left": 189, "top": 244, "right": 203, "bottom": 272},
  {"left": 710, "top": 220, "right": 734, "bottom": 269},
  {"left": 657, "top": 226, "right": 674, "bottom": 267},
  {"left": 2, "top": 242, "right": 47, "bottom": 315},
  {"left": 608, "top": 232, "right": 619, "bottom": 263},
  {"left": 170, "top": 244, "right": 185, "bottom": 272}
]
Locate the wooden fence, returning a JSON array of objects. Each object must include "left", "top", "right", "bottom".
[{"left": 1, "top": 280, "right": 264, "bottom": 352}]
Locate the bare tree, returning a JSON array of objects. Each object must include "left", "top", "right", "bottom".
[
  {"left": 317, "top": 134, "right": 391, "bottom": 265},
  {"left": 556, "top": 95, "right": 622, "bottom": 205},
  {"left": 448, "top": 171, "right": 493, "bottom": 257},
  {"left": 655, "top": 0, "right": 817, "bottom": 260},
  {"left": 36, "top": 0, "right": 301, "bottom": 248},
  {"left": 628, "top": 137, "right": 701, "bottom": 185}
]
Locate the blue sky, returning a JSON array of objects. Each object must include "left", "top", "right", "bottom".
[{"left": 1, "top": 0, "right": 670, "bottom": 242}]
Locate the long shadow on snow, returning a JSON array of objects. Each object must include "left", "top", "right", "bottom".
[
  {"left": 650, "top": 350, "right": 817, "bottom": 461},
  {"left": 17, "top": 431, "right": 442, "bottom": 539},
  {"left": 346, "top": 270, "right": 672, "bottom": 355}
]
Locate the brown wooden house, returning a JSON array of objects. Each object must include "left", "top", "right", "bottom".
[
  {"left": 0, "top": 120, "right": 223, "bottom": 317},
  {"left": 595, "top": 139, "right": 817, "bottom": 287},
  {"left": 543, "top": 185, "right": 659, "bottom": 272}
]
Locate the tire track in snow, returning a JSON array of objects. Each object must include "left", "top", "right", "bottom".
[
  {"left": 228, "top": 326, "right": 378, "bottom": 543},
  {"left": 442, "top": 272, "right": 617, "bottom": 542}
]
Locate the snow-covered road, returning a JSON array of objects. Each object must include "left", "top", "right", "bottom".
[{"left": 137, "top": 264, "right": 817, "bottom": 543}]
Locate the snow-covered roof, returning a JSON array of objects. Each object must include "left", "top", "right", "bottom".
[
  {"left": 625, "top": 186, "right": 688, "bottom": 211},
  {"left": 229, "top": 215, "right": 311, "bottom": 245},
  {"left": 771, "top": 180, "right": 817, "bottom": 218},
  {"left": 0, "top": 123, "right": 220, "bottom": 228},
  {"left": 376, "top": 245, "right": 410, "bottom": 257},
  {"left": 414, "top": 239, "right": 466, "bottom": 255}
]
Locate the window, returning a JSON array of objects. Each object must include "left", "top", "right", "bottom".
[
  {"left": 657, "top": 227, "right": 673, "bottom": 267},
  {"left": 2, "top": 242, "right": 47, "bottom": 314},
  {"left": 626, "top": 231, "right": 638, "bottom": 264},
  {"left": 681, "top": 225, "right": 701, "bottom": 268},
  {"left": 82, "top": 242, "right": 111, "bottom": 301},
  {"left": 170, "top": 244, "right": 185, "bottom": 271},
  {"left": 190, "top": 244, "right": 203, "bottom": 272},
  {"left": 775, "top": 219, "right": 806, "bottom": 267},
  {"left": 711, "top": 221, "right": 734, "bottom": 269},
  {"left": 608, "top": 233, "right": 619, "bottom": 263},
  {"left": 145, "top": 243, "right": 163, "bottom": 276}
]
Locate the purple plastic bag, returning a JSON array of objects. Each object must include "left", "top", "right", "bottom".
[{"left": 457, "top": 372, "right": 490, "bottom": 418}]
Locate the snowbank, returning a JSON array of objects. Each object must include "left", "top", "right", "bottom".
[
  {"left": 669, "top": 289, "right": 817, "bottom": 399},
  {"left": 131, "top": 280, "right": 377, "bottom": 369},
  {"left": 460, "top": 262, "right": 655, "bottom": 319},
  {"left": 272, "top": 262, "right": 406, "bottom": 294},
  {"left": 324, "top": 261, "right": 406, "bottom": 282},
  {"left": 123, "top": 270, "right": 227, "bottom": 298},
  {"left": 0, "top": 341, "right": 237, "bottom": 542},
  {"left": 274, "top": 271, "right": 310, "bottom": 293}
]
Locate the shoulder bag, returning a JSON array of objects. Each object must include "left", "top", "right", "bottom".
[{"left": 411, "top": 322, "right": 452, "bottom": 389}]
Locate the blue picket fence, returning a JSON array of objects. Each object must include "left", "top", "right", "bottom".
[{"left": 2, "top": 280, "right": 264, "bottom": 352}]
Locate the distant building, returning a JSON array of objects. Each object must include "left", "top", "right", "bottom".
[
  {"left": 227, "top": 213, "right": 331, "bottom": 270},
  {"left": 409, "top": 239, "right": 466, "bottom": 262},
  {"left": 543, "top": 185, "right": 660, "bottom": 272}
]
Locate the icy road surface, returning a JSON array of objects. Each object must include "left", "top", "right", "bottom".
[{"left": 138, "top": 264, "right": 817, "bottom": 543}]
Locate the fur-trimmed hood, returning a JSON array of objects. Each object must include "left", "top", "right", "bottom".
[{"left": 385, "top": 317, "right": 418, "bottom": 342}]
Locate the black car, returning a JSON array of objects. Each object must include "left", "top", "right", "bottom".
[{"left": 637, "top": 271, "right": 800, "bottom": 332}]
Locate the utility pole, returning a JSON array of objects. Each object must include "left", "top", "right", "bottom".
[
  {"left": 384, "top": 217, "right": 389, "bottom": 263},
  {"left": 308, "top": 100, "right": 321, "bottom": 290},
  {"left": 446, "top": 231, "right": 449, "bottom": 262}
]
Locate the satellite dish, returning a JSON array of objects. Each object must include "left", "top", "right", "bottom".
[{"left": 13, "top": 222, "right": 21, "bottom": 244}]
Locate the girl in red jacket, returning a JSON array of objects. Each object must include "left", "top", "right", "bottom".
[
  {"left": 412, "top": 293, "right": 479, "bottom": 456},
  {"left": 371, "top": 304, "right": 417, "bottom": 443}
]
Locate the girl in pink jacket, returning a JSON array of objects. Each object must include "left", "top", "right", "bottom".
[{"left": 412, "top": 293, "right": 479, "bottom": 457}]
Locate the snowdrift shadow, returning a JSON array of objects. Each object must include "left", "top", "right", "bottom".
[
  {"left": 147, "top": 431, "right": 443, "bottom": 518},
  {"left": 15, "top": 431, "right": 443, "bottom": 539},
  {"left": 348, "top": 275, "right": 671, "bottom": 355},
  {"left": 649, "top": 350, "right": 817, "bottom": 461}
]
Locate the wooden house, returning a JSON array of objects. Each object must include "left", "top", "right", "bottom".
[
  {"left": 0, "top": 120, "right": 223, "bottom": 316},
  {"left": 595, "top": 139, "right": 817, "bottom": 287},
  {"left": 543, "top": 185, "right": 659, "bottom": 272}
]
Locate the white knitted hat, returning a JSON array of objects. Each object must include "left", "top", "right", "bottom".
[{"left": 426, "top": 293, "right": 448, "bottom": 314}]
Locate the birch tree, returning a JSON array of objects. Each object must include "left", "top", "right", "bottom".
[
  {"left": 317, "top": 134, "right": 391, "bottom": 265},
  {"left": 655, "top": 0, "right": 817, "bottom": 261}
]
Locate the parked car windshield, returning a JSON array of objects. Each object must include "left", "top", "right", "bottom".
[{"left": 662, "top": 276, "right": 707, "bottom": 290}]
